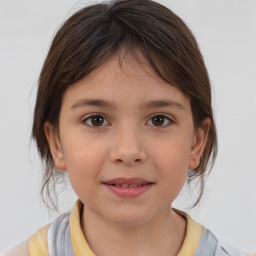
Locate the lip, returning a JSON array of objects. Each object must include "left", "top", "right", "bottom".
[{"left": 102, "top": 177, "right": 154, "bottom": 198}]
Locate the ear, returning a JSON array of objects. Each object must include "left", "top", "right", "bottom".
[
  {"left": 188, "top": 118, "right": 210, "bottom": 170},
  {"left": 44, "top": 121, "right": 67, "bottom": 171}
]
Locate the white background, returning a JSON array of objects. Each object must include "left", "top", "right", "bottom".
[{"left": 0, "top": 0, "right": 255, "bottom": 254}]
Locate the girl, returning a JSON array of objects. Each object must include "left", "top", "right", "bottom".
[{"left": 6, "top": 0, "right": 255, "bottom": 255}]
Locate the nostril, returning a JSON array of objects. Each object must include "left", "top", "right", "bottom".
[{"left": 115, "top": 158, "right": 142, "bottom": 164}]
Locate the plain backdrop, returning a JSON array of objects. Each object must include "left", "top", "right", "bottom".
[{"left": 0, "top": 0, "right": 255, "bottom": 254}]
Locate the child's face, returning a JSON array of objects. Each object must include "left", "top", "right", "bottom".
[{"left": 45, "top": 54, "right": 208, "bottom": 226}]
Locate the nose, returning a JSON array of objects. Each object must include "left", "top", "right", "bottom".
[{"left": 109, "top": 126, "right": 147, "bottom": 166}]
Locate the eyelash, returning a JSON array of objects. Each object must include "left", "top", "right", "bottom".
[
  {"left": 81, "top": 113, "right": 174, "bottom": 129},
  {"left": 82, "top": 113, "right": 109, "bottom": 128}
]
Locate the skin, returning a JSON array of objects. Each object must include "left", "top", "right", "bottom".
[{"left": 45, "top": 54, "right": 210, "bottom": 256}]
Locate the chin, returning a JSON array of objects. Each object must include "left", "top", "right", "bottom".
[{"left": 104, "top": 209, "right": 153, "bottom": 227}]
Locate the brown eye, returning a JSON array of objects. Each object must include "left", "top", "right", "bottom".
[
  {"left": 148, "top": 115, "right": 173, "bottom": 127},
  {"left": 91, "top": 115, "right": 104, "bottom": 126},
  {"left": 83, "top": 114, "right": 108, "bottom": 128},
  {"left": 152, "top": 116, "right": 165, "bottom": 126}
]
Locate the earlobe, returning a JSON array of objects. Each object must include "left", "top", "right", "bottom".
[
  {"left": 44, "top": 121, "right": 67, "bottom": 171},
  {"left": 188, "top": 118, "right": 210, "bottom": 170}
]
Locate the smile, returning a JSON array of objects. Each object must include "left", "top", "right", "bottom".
[
  {"left": 102, "top": 177, "right": 154, "bottom": 198},
  {"left": 108, "top": 183, "right": 148, "bottom": 188}
]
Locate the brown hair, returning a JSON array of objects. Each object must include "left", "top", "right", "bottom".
[{"left": 32, "top": 0, "right": 217, "bottom": 210}]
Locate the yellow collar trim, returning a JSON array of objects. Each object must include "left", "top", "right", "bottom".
[
  {"left": 175, "top": 209, "right": 203, "bottom": 256},
  {"left": 69, "top": 200, "right": 96, "bottom": 256},
  {"left": 28, "top": 224, "right": 50, "bottom": 256},
  {"left": 70, "top": 201, "right": 203, "bottom": 256}
]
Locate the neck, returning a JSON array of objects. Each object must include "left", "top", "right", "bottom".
[{"left": 81, "top": 205, "right": 186, "bottom": 256}]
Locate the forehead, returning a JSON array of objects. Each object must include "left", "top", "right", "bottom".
[
  {"left": 62, "top": 54, "right": 190, "bottom": 111},
  {"left": 88, "top": 52, "right": 164, "bottom": 85}
]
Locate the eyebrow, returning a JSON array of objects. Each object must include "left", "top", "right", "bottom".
[
  {"left": 141, "top": 99, "right": 184, "bottom": 110},
  {"left": 71, "top": 98, "right": 185, "bottom": 110},
  {"left": 72, "top": 99, "right": 113, "bottom": 109}
]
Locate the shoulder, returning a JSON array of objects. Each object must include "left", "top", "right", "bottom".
[
  {"left": 175, "top": 209, "right": 253, "bottom": 256},
  {"left": 28, "top": 224, "right": 50, "bottom": 256},
  {"left": 29, "top": 213, "right": 70, "bottom": 256},
  {"left": 197, "top": 226, "right": 252, "bottom": 256},
  {"left": 5, "top": 223, "right": 50, "bottom": 256},
  {"left": 217, "top": 241, "right": 256, "bottom": 256},
  {"left": 4, "top": 241, "right": 29, "bottom": 256},
  {"left": 216, "top": 240, "right": 248, "bottom": 256},
  {"left": 4, "top": 206, "right": 75, "bottom": 256}
]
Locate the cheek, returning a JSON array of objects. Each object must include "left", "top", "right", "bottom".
[
  {"left": 62, "top": 139, "right": 108, "bottom": 193},
  {"left": 62, "top": 133, "right": 107, "bottom": 169},
  {"left": 152, "top": 139, "right": 191, "bottom": 195},
  {"left": 153, "top": 136, "right": 192, "bottom": 172}
]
